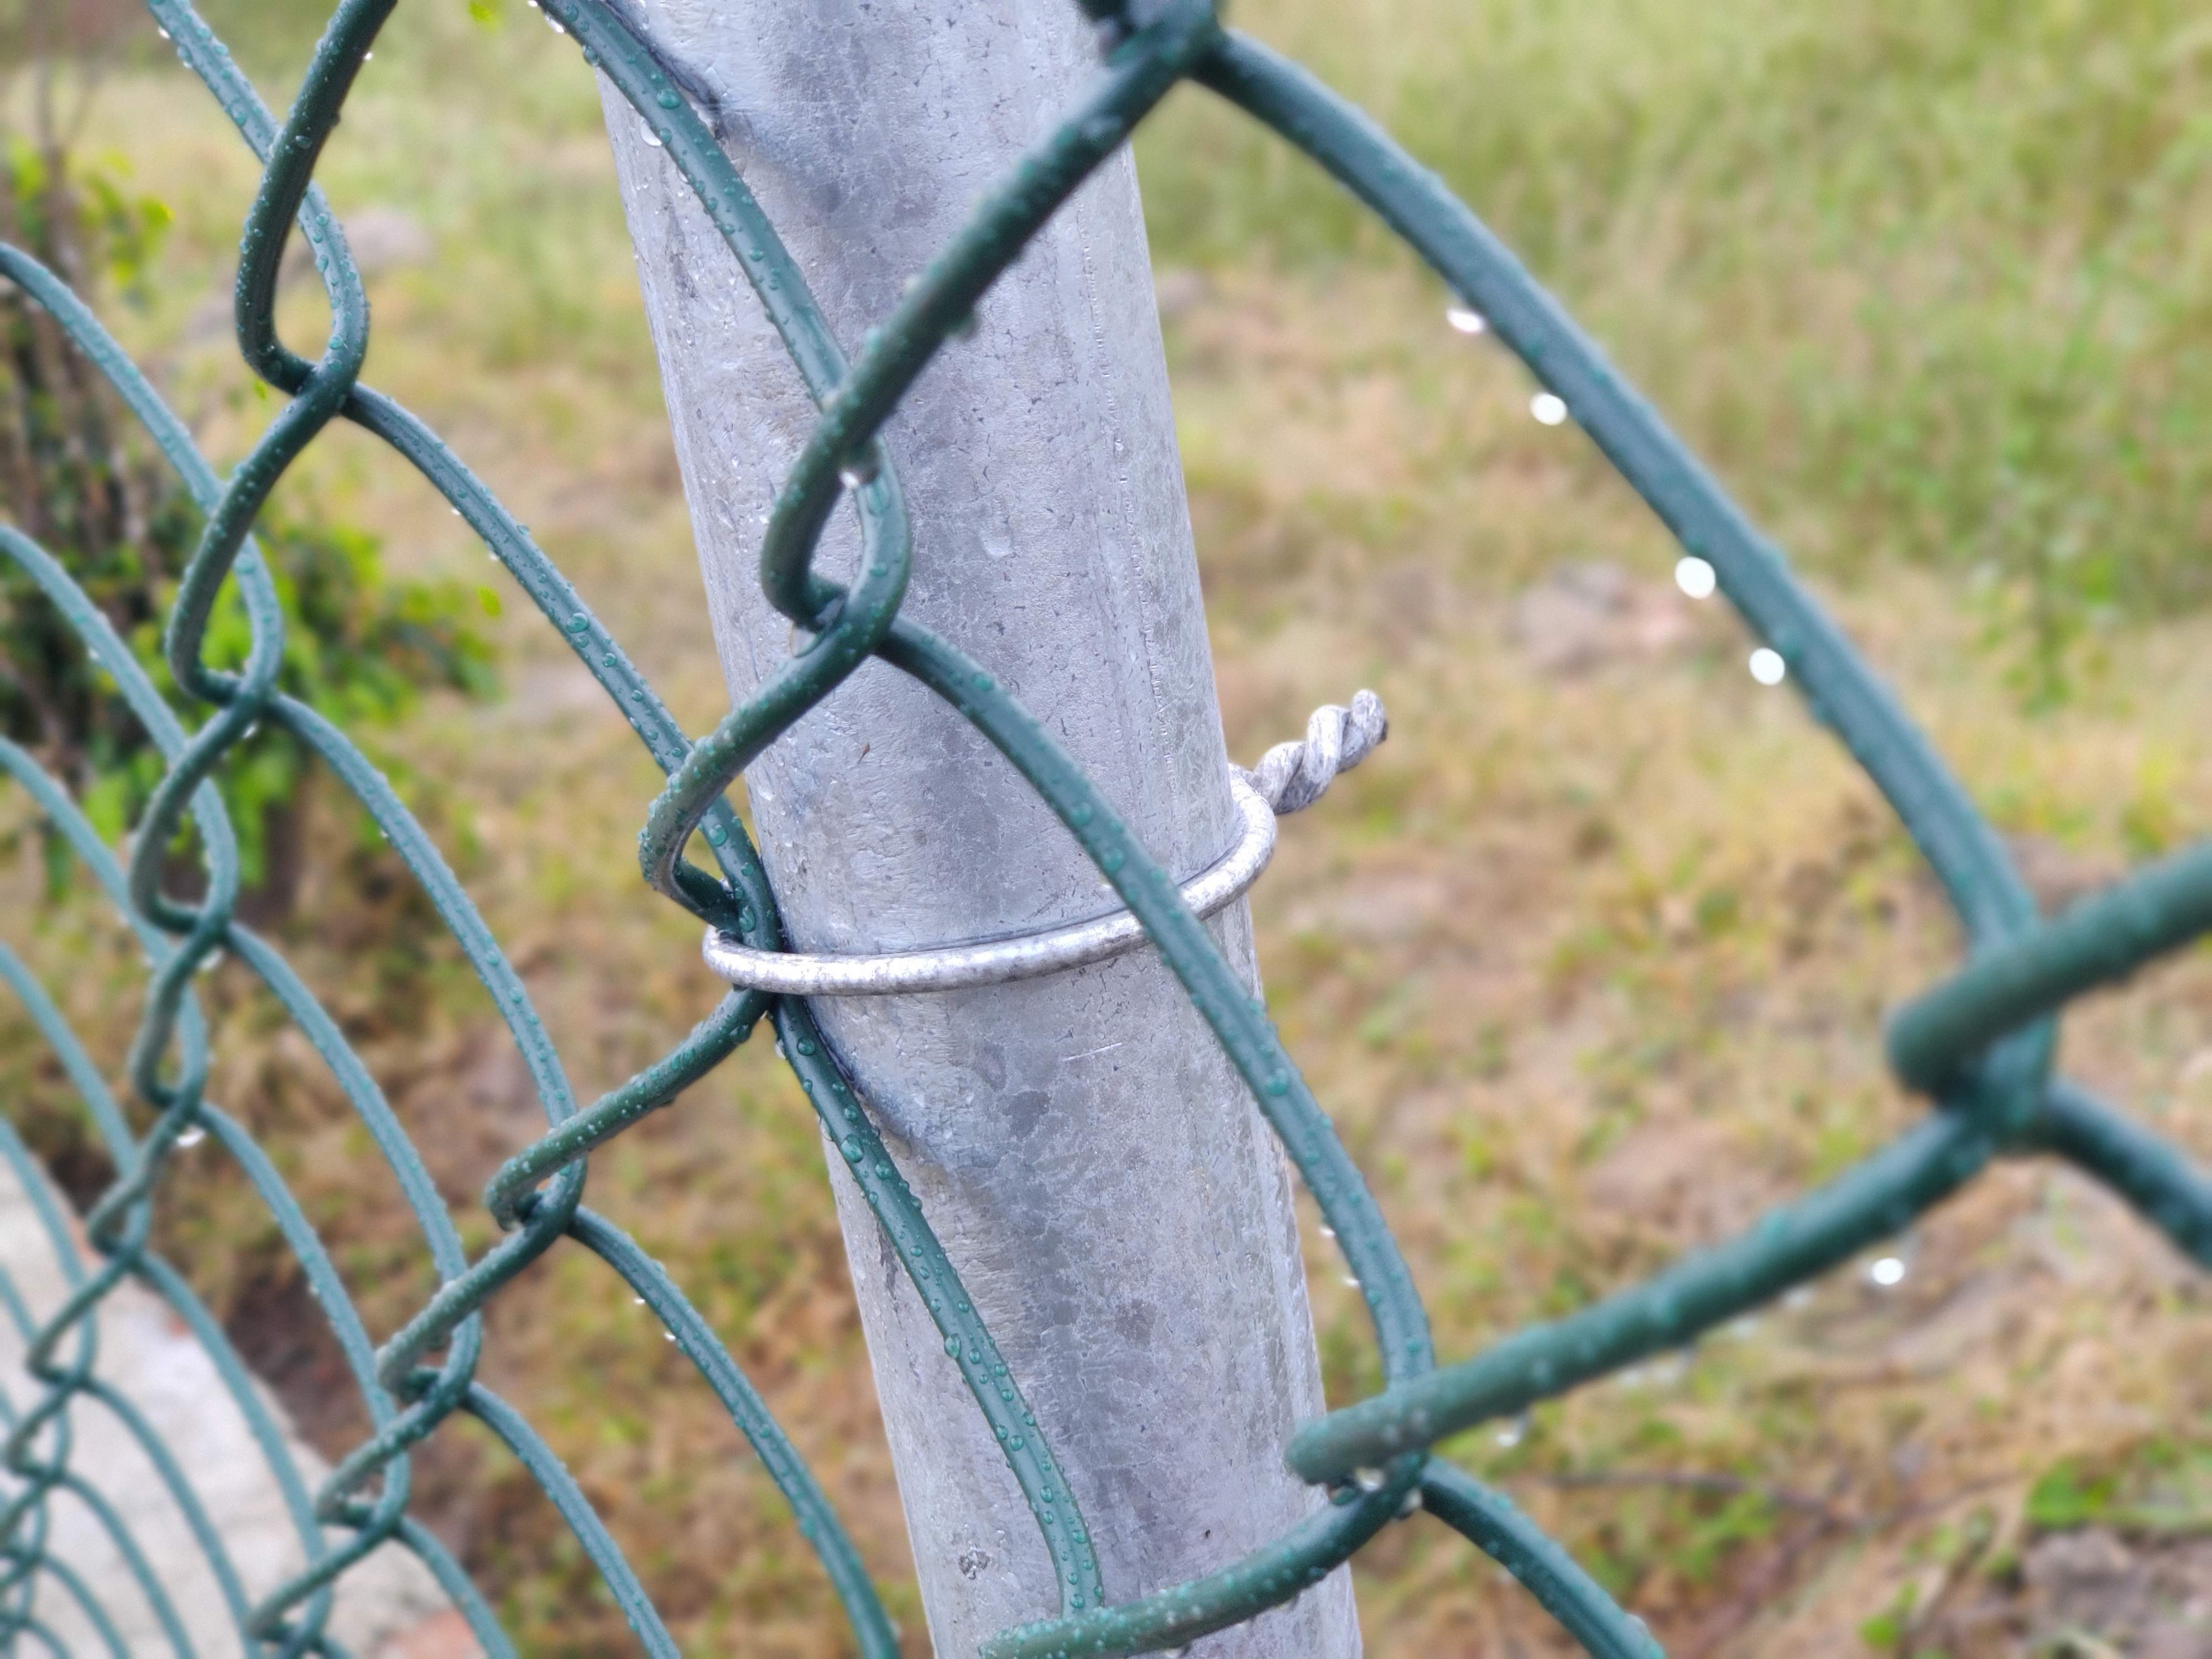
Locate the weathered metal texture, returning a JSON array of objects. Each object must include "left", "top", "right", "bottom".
[{"left": 600, "top": 5, "right": 1355, "bottom": 1651}]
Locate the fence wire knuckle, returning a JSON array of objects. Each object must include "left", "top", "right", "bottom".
[{"left": 0, "top": 0, "right": 2204, "bottom": 1655}]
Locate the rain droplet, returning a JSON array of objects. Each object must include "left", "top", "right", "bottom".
[
  {"left": 1495, "top": 1415, "right": 1527, "bottom": 1448},
  {"left": 1352, "top": 1466, "right": 1386, "bottom": 1493},
  {"left": 1445, "top": 305, "right": 1485, "bottom": 335},
  {"left": 640, "top": 121, "right": 663, "bottom": 148},
  {"left": 1869, "top": 1255, "right": 1907, "bottom": 1288},
  {"left": 1530, "top": 392, "right": 1569, "bottom": 426},
  {"left": 1749, "top": 646, "right": 1787, "bottom": 686},
  {"left": 176, "top": 1125, "right": 206, "bottom": 1148},
  {"left": 1674, "top": 555, "right": 1717, "bottom": 599}
]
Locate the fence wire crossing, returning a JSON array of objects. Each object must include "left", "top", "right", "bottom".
[{"left": 1, "top": 0, "right": 2209, "bottom": 1653}]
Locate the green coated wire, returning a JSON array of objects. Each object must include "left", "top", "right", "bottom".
[{"left": 2, "top": 0, "right": 2210, "bottom": 1655}]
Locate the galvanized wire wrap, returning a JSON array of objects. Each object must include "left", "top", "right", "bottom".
[
  {"left": 696, "top": 696, "right": 1384, "bottom": 998},
  {"left": 0, "top": 1, "right": 2206, "bottom": 1657}
]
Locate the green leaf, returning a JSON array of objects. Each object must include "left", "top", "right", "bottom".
[{"left": 2026, "top": 1460, "right": 2117, "bottom": 1530}]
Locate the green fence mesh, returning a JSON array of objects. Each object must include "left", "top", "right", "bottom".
[{"left": 3, "top": 0, "right": 2210, "bottom": 1654}]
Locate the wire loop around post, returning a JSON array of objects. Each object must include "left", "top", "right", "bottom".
[
  {"left": 699, "top": 691, "right": 1389, "bottom": 997},
  {"left": 702, "top": 770, "right": 1271, "bottom": 997}
]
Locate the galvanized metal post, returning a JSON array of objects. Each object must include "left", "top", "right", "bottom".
[{"left": 597, "top": 4, "right": 1357, "bottom": 1653}]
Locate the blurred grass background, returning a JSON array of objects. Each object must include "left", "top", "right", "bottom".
[{"left": 7, "top": 0, "right": 2212, "bottom": 1654}]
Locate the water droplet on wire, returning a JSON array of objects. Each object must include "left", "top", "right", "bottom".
[
  {"left": 1749, "top": 646, "right": 1787, "bottom": 686},
  {"left": 1674, "top": 555, "right": 1716, "bottom": 598},
  {"left": 1446, "top": 305, "right": 1485, "bottom": 335},
  {"left": 1530, "top": 392, "right": 1568, "bottom": 426}
]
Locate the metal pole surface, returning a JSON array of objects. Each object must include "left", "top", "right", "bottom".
[{"left": 597, "top": 6, "right": 1358, "bottom": 1654}]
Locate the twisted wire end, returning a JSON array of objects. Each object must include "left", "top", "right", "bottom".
[{"left": 1239, "top": 688, "right": 1387, "bottom": 815}]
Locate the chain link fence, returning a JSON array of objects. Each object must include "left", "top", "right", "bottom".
[{"left": 3, "top": 0, "right": 2210, "bottom": 1653}]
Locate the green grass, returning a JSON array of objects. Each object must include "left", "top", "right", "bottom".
[{"left": 1139, "top": 0, "right": 2212, "bottom": 697}]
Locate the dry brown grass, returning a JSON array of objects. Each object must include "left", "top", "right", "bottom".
[{"left": 1179, "top": 265, "right": 2212, "bottom": 1657}]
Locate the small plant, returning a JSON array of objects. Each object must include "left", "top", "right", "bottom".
[
  {"left": 1858, "top": 1581, "right": 1917, "bottom": 1652},
  {"left": 2025, "top": 1460, "right": 2119, "bottom": 1531},
  {"left": 0, "top": 36, "right": 495, "bottom": 921}
]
